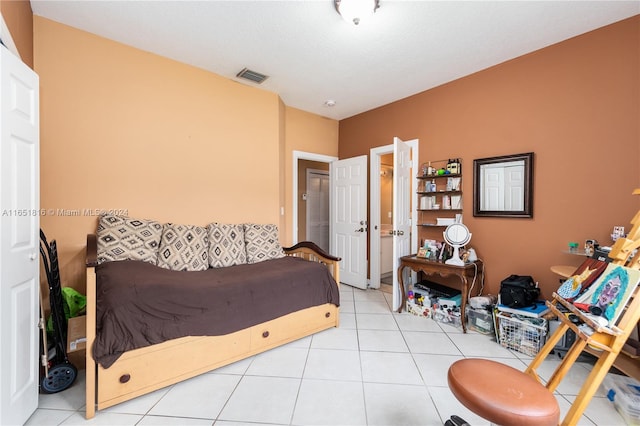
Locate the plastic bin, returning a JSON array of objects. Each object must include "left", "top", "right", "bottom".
[
  {"left": 466, "top": 307, "right": 494, "bottom": 335},
  {"left": 433, "top": 307, "right": 462, "bottom": 328},
  {"left": 405, "top": 300, "right": 432, "bottom": 318},
  {"left": 497, "top": 312, "right": 547, "bottom": 356},
  {"left": 604, "top": 374, "right": 640, "bottom": 425}
]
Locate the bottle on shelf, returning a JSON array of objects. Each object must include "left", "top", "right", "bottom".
[
  {"left": 427, "top": 161, "right": 434, "bottom": 176},
  {"left": 448, "top": 158, "right": 460, "bottom": 174}
]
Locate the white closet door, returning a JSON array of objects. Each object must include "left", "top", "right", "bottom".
[{"left": 0, "top": 45, "right": 40, "bottom": 426}]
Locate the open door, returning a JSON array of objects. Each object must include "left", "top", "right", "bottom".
[
  {"left": 330, "top": 155, "right": 367, "bottom": 289},
  {"left": 392, "top": 137, "right": 412, "bottom": 310},
  {"left": 0, "top": 44, "right": 40, "bottom": 426}
]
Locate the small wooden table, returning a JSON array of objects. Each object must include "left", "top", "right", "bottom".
[
  {"left": 550, "top": 265, "right": 576, "bottom": 279},
  {"left": 397, "top": 255, "right": 484, "bottom": 333}
]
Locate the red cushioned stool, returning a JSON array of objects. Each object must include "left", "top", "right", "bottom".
[{"left": 448, "top": 359, "right": 560, "bottom": 426}]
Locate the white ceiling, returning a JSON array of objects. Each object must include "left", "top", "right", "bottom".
[{"left": 30, "top": 1, "right": 639, "bottom": 120}]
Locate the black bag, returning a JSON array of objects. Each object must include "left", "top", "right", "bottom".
[{"left": 500, "top": 275, "right": 540, "bottom": 308}]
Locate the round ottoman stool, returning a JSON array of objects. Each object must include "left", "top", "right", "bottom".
[{"left": 448, "top": 359, "right": 560, "bottom": 426}]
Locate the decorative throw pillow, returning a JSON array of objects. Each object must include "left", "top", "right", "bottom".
[
  {"left": 96, "top": 214, "right": 163, "bottom": 265},
  {"left": 207, "top": 223, "right": 247, "bottom": 268},
  {"left": 157, "top": 223, "right": 208, "bottom": 271},
  {"left": 243, "top": 223, "right": 285, "bottom": 264}
]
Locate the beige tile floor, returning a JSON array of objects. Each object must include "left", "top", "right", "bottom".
[{"left": 28, "top": 286, "right": 630, "bottom": 426}]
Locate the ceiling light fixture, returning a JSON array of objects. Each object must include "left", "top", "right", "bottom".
[{"left": 334, "top": 0, "right": 380, "bottom": 25}]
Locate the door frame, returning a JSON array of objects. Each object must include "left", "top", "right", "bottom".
[
  {"left": 0, "top": 13, "right": 20, "bottom": 60},
  {"left": 369, "top": 140, "right": 419, "bottom": 289},
  {"left": 292, "top": 151, "right": 337, "bottom": 244}
]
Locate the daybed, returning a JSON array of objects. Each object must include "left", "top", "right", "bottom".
[{"left": 84, "top": 216, "right": 340, "bottom": 419}]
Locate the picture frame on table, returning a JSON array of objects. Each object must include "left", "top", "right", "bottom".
[{"left": 417, "top": 247, "right": 429, "bottom": 258}]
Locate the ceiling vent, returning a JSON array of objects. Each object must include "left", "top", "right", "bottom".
[{"left": 236, "top": 68, "right": 269, "bottom": 84}]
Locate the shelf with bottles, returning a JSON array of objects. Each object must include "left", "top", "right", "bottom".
[
  {"left": 417, "top": 173, "right": 461, "bottom": 180},
  {"left": 418, "top": 194, "right": 462, "bottom": 211},
  {"left": 417, "top": 177, "right": 461, "bottom": 193},
  {"left": 417, "top": 190, "right": 462, "bottom": 195},
  {"left": 418, "top": 158, "right": 462, "bottom": 179}
]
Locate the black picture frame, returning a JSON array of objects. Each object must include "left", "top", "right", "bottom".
[{"left": 473, "top": 152, "right": 534, "bottom": 218}]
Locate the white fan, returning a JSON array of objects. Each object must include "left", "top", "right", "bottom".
[{"left": 443, "top": 223, "right": 472, "bottom": 266}]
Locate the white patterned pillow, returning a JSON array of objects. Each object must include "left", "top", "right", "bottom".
[
  {"left": 96, "top": 214, "right": 163, "bottom": 265},
  {"left": 207, "top": 223, "right": 247, "bottom": 268},
  {"left": 243, "top": 223, "right": 285, "bottom": 264},
  {"left": 157, "top": 223, "right": 209, "bottom": 271}
]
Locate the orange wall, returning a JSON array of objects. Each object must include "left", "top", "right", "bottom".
[
  {"left": 0, "top": 0, "right": 33, "bottom": 67},
  {"left": 34, "top": 17, "right": 338, "bottom": 293},
  {"left": 285, "top": 107, "right": 339, "bottom": 242},
  {"left": 339, "top": 16, "right": 640, "bottom": 298}
]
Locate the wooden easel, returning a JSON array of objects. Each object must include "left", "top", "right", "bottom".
[{"left": 524, "top": 189, "right": 640, "bottom": 425}]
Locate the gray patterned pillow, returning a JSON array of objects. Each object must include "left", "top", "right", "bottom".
[
  {"left": 157, "top": 223, "right": 209, "bottom": 271},
  {"left": 207, "top": 223, "right": 247, "bottom": 268},
  {"left": 243, "top": 223, "right": 285, "bottom": 264},
  {"left": 97, "top": 214, "right": 163, "bottom": 265}
]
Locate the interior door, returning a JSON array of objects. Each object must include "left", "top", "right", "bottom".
[
  {"left": 392, "top": 137, "right": 412, "bottom": 310},
  {"left": 306, "top": 169, "right": 330, "bottom": 252},
  {"left": 481, "top": 165, "right": 504, "bottom": 210},
  {"left": 0, "top": 45, "right": 40, "bottom": 426},
  {"left": 330, "top": 155, "right": 367, "bottom": 289}
]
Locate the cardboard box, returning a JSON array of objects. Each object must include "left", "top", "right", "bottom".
[{"left": 66, "top": 315, "right": 86, "bottom": 369}]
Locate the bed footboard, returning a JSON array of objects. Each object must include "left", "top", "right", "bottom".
[{"left": 85, "top": 235, "right": 340, "bottom": 419}]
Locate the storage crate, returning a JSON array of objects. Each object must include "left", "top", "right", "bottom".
[
  {"left": 466, "top": 307, "right": 494, "bottom": 335},
  {"left": 406, "top": 300, "right": 432, "bottom": 318},
  {"left": 604, "top": 374, "right": 640, "bottom": 425},
  {"left": 497, "top": 312, "right": 547, "bottom": 356},
  {"left": 433, "top": 307, "right": 462, "bottom": 328}
]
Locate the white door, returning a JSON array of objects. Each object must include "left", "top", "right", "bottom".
[
  {"left": 392, "top": 137, "right": 412, "bottom": 311},
  {"left": 481, "top": 165, "right": 504, "bottom": 210},
  {"left": 330, "top": 155, "right": 367, "bottom": 289},
  {"left": 0, "top": 45, "right": 40, "bottom": 426},
  {"left": 504, "top": 164, "right": 525, "bottom": 210},
  {"left": 306, "top": 169, "right": 330, "bottom": 252}
]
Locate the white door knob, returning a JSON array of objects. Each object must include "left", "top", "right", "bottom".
[{"left": 29, "top": 253, "right": 37, "bottom": 260}]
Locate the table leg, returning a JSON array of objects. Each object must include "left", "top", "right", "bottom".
[
  {"left": 460, "top": 276, "right": 468, "bottom": 333},
  {"left": 397, "top": 265, "right": 407, "bottom": 313}
]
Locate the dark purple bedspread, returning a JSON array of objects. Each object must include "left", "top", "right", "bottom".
[{"left": 93, "top": 256, "right": 340, "bottom": 368}]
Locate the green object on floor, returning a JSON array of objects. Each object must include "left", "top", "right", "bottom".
[{"left": 46, "top": 287, "right": 86, "bottom": 333}]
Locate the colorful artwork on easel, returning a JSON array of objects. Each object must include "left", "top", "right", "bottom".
[
  {"left": 557, "top": 258, "right": 608, "bottom": 302},
  {"left": 573, "top": 264, "right": 640, "bottom": 327}
]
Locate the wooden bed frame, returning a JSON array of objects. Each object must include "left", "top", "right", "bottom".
[{"left": 84, "top": 235, "right": 340, "bottom": 419}]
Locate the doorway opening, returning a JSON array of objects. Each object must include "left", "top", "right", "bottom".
[
  {"left": 304, "top": 168, "right": 330, "bottom": 252},
  {"left": 379, "top": 156, "right": 394, "bottom": 290},
  {"left": 369, "top": 140, "right": 419, "bottom": 295},
  {"left": 293, "top": 151, "right": 337, "bottom": 246}
]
